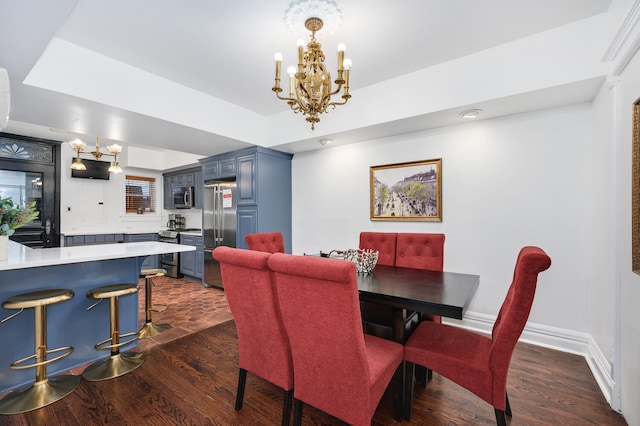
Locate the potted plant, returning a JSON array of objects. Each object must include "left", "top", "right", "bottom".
[{"left": 0, "top": 196, "right": 40, "bottom": 260}]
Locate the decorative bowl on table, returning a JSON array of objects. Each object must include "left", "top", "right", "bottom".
[{"left": 344, "top": 248, "right": 379, "bottom": 275}]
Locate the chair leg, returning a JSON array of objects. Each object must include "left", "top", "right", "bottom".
[
  {"left": 495, "top": 408, "right": 507, "bottom": 426},
  {"left": 282, "top": 389, "right": 293, "bottom": 426},
  {"left": 392, "top": 364, "right": 403, "bottom": 421},
  {"left": 403, "top": 361, "right": 415, "bottom": 421},
  {"left": 415, "top": 365, "right": 426, "bottom": 385},
  {"left": 505, "top": 392, "right": 512, "bottom": 416},
  {"left": 293, "top": 399, "right": 303, "bottom": 426},
  {"left": 415, "top": 365, "right": 434, "bottom": 386},
  {"left": 235, "top": 368, "right": 247, "bottom": 411}
]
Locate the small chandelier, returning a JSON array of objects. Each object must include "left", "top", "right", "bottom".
[
  {"left": 273, "top": 16, "right": 351, "bottom": 130},
  {"left": 69, "top": 136, "right": 123, "bottom": 174}
]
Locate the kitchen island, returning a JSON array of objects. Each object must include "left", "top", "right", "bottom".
[{"left": 0, "top": 240, "right": 195, "bottom": 393}]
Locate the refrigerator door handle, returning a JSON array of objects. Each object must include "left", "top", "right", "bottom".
[
  {"left": 220, "top": 189, "right": 225, "bottom": 243},
  {"left": 214, "top": 185, "right": 222, "bottom": 245}
]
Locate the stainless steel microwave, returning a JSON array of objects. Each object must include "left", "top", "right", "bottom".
[{"left": 173, "top": 186, "right": 194, "bottom": 208}]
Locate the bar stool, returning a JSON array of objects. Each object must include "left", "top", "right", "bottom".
[
  {"left": 82, "top": 283, "right": 145, "bottom": 381},
  {"left": 138, "top": 268, "right": 171, "bottom": 339},
  {"left": 0, "top": 289, "right": 80, "bottom": 414}
]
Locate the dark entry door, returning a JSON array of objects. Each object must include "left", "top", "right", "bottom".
[{"left": 0, "top": 133, "right": 61, "bottom": 248}]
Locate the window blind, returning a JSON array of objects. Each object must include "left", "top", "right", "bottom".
[{"left": 125, "top": 175, "right": 156, "bottom": 213}]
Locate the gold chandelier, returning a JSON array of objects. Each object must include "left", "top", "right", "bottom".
[
  {"left": 272, "top": 16, "right": 351, "bottom": 130},
  {"left": 69, "top": 137, "right": 123, "bottom": 174}
]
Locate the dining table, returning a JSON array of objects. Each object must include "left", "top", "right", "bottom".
[
  {"left": 354, "top": 263, "right": 480, "bottom": 420},
  {"left": 356, "top": 264, "right": 480, "bottom": 344}
]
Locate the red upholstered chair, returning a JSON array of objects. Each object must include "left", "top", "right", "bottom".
[
  {"left": 244, "top": 232, "right": 285, "bottom": 253},
  {"left": 396, "top": 232, "right": 446, "bottom": 326},
  {"left": 403, "top": 246, "right": 552, "bottom": 425},
  {"left": 359, "top": 231, "right": 397, "bottom": 266},
  {"left": 268, "top": 253, "right": 404, "bottom": 426},
  {"left": 212, "top": 246, "right": 293, "bottom": 426},
  {"left": 395, "top": 232, "right": 445, "bottom": 272},
  {"left": 359, "top": 232, "right": 411, "bottom": 339}
]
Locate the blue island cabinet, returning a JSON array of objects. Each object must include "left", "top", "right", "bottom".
[
  {"left": 199, "top": 147, "right": 293, "bottom": 253},
  {"left": 0, "top": 256, "right": 143, "bottom": 393}
]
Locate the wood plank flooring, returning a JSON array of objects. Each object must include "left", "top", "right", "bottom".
[{"left": 0, "top": 319, "right": 626, "bottom": 425}]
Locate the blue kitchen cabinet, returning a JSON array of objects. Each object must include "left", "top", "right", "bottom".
[
  {"left": 236, "top": 153, "right": 256, "bottom": 205},
  {"left": 202, "top": 156, "right": 236, "bottom": 181},
  {"left": 163, "top": 166, "right": 202, "bottom": 209},
  {"left": 180, "top": 234, "right": 203, "bottom": 281},
  {"left": 199, "top": 146, "right": 292, "bottom": 253},
  {"left": 63, "top": 233, "right": 125, "bottom": 246},
  {"left": 237, "top": 206, "right": 257, "bottom": 249}
]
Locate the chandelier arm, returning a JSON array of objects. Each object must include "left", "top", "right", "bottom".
[
  {"left": 273, "top": 90, "right": 297, "bottom": 102},
  {"left": 325, "top": 83, "right": 344, "bottom": 98},
  {"left": 326, "top": 98, "right": 349, "bottom": 107}
]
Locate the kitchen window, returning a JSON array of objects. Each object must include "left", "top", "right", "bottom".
[{"left": 125, "top": 175, "right": 156, "bottom": 213}]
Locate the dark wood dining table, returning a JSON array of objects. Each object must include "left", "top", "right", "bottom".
[
  {"left": 355, "top": 264, "right": 480, "bottom": 420},
  {"left": 356, "top": 264, "right": 480, "bottom": 343}
]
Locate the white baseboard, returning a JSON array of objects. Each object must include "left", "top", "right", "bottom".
[{"left": 443, "top": 311, "right": 615, "bottom": 405}]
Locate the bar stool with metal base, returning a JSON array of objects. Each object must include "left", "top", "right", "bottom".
[
  {"left": 82, "top": 284, "right": 145, "bottom": 381},
  {"left": 0, "top": 289, "right": 80, "bottom": 414},
  {"left": 138, "top": 268, "right": 171, "bottom": 339}
]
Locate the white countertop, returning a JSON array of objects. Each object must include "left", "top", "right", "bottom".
[{"left": 0, "top": 241, "right": 195, "bottom": 271}]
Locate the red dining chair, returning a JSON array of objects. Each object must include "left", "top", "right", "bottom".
[
  {"left": 244, "top": 232, "right": 285, "bottom": 253},
  {"left": 403, "top": 246, "right": 552, "bottom": 425},
  {"left": 268, "top": 253, "right": 404, "bottom": 426},
  {"left": 359, "top": 232, "right": 413, "bottom": 339},
  {"left": 212, "top": 246, "right": 293, "bottom": 426},
  {"left": 359, "top": 231, "right": 397, "bottom": 266},
  {"left": 395, "top": 232, "right": 445, "bottom": 272},
  {"left": 363, "top": 233, "right": 445, "bottom": 382},
  {"left": 396, "top": 232, "right": 446, "bottom": 323}
]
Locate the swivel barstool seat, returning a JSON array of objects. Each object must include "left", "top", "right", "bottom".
[
  {"left": 0, "top": 288, "right": 80, "bottom": 414},
  {"left": 82, "top": 283, "right": 145, "bottom": 381},
  {"left": 138, "top": 268, "right": 171, "bottom": 339}
]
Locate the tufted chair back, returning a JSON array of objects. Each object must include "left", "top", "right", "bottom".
[
  {"left": 245, "top": 232, "right": 285, "bottom": 253},
  {"left": 359, "top": 232, "right": 397, "bottom": 266},
  {"left": 395, "top": 233, "right": 445, "bottom": 271}
]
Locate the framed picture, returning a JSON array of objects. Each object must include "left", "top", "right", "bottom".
[
  {"left": 370, "top": 158, "right": 442, "bottom": 221},
  {"left": 632, "top": 97, "right": 640, "bottom": 274}
]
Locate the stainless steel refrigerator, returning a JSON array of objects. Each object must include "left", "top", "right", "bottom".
[{"left": 203, "top": 179, "right": 237, "bottom": 289}]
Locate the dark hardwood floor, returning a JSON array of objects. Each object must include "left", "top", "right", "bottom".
[{"left": 0, "top": 319, "right": 626, "bottom": 425}]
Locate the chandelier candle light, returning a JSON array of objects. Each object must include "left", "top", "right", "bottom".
[
  {"left": 273, "top": 16, "right": 351, "bottom": 130},
  {"left": 69, "top": 137, "right": 123, "bottom": 174}
]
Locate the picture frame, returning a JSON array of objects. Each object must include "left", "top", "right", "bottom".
[
  {"left": 370, "top": 158, "right": 442, "bottom": 221},
  {"left": 632, "top": 97, "right": 640, "bottom": 274}
]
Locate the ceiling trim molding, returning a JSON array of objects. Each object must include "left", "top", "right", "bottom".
[{"left": 603, "top": 0, "right": 640, "bottom": 76}]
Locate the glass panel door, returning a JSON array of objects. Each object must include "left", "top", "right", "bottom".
[
  {"left": 0, "top": 133, "right": 60, "bottom": 248},
  {"left": 0, "top": 170, "right": 43, "bottom": 229}
]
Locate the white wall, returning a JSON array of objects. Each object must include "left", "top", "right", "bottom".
[
  {"left": 617, "top": 43, "right": 640, "bottom": 426},
  {"left": 292, "top": 103, "right": 594, "bottom": 333}
]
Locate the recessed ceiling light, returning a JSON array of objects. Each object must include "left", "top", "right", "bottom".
[
  {"left": 319, "top": 139, "right": 333, "bottom": 146},
  {"left": 459, "top": 109, "right": 482, "bottom": 118}
]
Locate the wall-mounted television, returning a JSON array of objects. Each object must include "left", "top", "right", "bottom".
[{"left": 71, "top": 158, "right": 111, "bottom": 180}]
